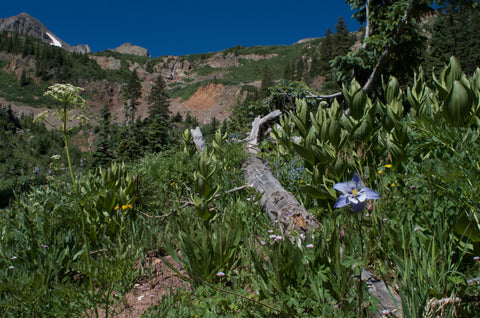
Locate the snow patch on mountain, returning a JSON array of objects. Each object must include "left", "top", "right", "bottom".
[{"left": 46, "top": 32, "right": 62, "bottom": 47}]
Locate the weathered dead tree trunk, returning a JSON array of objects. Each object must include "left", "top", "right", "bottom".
[
  {"left": 242, "top": 111, "right": 402, "bottom": 317},
  {"left": 242, "top": 155, "right": 319, "bottom": 235},
  {"left": 243, "top": 111, "right": 319, "bottom": 235},
  {"left": 190, "top": 126, "right": 206, "bottom": 152}
]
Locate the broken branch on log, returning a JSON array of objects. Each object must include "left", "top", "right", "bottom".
[{"left": 245, "top": 110, "right": 282, "bottom": 154}]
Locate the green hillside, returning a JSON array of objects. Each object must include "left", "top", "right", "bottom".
[{"left": 1, "top": 3, "right": 480, "bottom": 317}]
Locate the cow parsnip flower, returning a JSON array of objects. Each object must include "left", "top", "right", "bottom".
[
  {"left": 43, "top": 83, "right": 85, "bottom": 108},
  {"left": 333, "top": 173, "right": 380, "bottom": 213}
]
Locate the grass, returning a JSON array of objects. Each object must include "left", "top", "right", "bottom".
[{"left": 0, "top": 71, "right": 54, "bottom": 107}]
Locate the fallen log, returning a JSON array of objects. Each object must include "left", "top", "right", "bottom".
[
  {"left": 242, "top": 155, "right": 319, "bottom": 235},
  {"left": 242, "top": 111, "right": 402, "bottom": 317}
]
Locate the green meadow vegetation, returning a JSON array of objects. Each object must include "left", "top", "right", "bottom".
[{"left": 1, "top": 2, "right": 480, "bottom": 317}]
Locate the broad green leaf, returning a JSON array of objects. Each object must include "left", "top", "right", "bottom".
[
  {"left": 350, "top": 88, "right": 367, "bottom": 120},
  {"left": 454, "top": 212, "right": 480, "bottom": 242},
  {"left": 443, "top": 80, "right": 473, "bottom": 126},
  {"left": 292, "top": 142, "right": 315, "bottom": 166}
]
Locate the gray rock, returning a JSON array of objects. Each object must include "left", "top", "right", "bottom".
[
  {"left": 113, "top": 43, "right": 150, "bottom": 57},
  {"left": 73, "top": 44, "right": 92, "bottom": 54}
]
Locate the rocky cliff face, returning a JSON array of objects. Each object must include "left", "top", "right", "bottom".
[
  {"left": 73, "top": 44, "right": 92, "bottom": 54},
  {"left": 113, "top": 43, "right": 150, "bottom": 57},
  {"left": 0, "top": 12, "right": 91, "bottom": 53}
]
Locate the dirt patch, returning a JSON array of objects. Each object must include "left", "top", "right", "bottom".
[
  {"left": 94, "top": 255, "right": 186, "bottom": 318},
  {"left": 183, "top": 83, "right": 224, "bottom": 110},
  {"left": 169, "top": 82, "right": 248, "bottom": 124}
]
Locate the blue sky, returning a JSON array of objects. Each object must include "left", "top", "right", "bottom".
[{"left": 3, "top": 1, "right": 361, "bottom": 57}]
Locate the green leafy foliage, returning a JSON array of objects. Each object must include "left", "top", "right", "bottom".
[
  {"left": 0, "top": 162, "right": 142, "bottom": 316},
  {"left": 2, "top": 4, "right": 480, "bottom": 314},
  {"left": 265, "top": 57, "right": 480, "bottom": 316}
]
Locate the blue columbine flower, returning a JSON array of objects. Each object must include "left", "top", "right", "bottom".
[{"left": 333, "top": 173, "right": 380, "bottom": 213}]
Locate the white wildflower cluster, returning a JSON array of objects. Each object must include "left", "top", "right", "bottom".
[
  {"left": 44, "top": 83, "right": 86, "bottom": 108},
  {"left": 36, "top": 83, "right": 90, "bottom": 131}
]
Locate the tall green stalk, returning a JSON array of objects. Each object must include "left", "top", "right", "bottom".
[
  {"left": 62, "top": 100, "right": 77, "bottom": 193},
  {"left": 39, "top": 84, "right": 98, "bottom": 317}
]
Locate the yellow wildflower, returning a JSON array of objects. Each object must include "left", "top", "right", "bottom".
[
  {"left": 170, "top": 181, "right": 175, "bottom": 186},
  {"left": 377, "top": 170, "right": 383, "bottom": 174},
  {"left": 114, "top": 205, "right": 119, "bottom": 210},
  {"left": 384, "top": 164, "right": 392, "bottom": 168}
]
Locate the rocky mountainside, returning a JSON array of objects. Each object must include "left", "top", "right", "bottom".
[
  {"left": 0, "top": 12, "right": 91, "bottom": 54},
  {"left": 0, "top": 12, "right": 329, "bottom": 125}
]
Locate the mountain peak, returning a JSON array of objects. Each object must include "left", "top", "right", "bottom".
[{"left": 0, "top": 12, "right": 91, "bottom": 54}]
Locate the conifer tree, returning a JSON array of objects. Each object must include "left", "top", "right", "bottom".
[
  {"left": 295, "top": 58, "right": 305, "bottom": 81},
  {"left": 331, "top": 0, "right": 472, "bottom": 88},
  {"left": 319, "top": 28, "right": 334, "bottom": 71},
  {"left": 184, "top": 112, "right": 199, "bottom": 128},
  {"left": 123, "top": 70, "right": 142, "bottom": 126},
  {"left": 116, "top": 124, "right": 141, "bottom": 162},
  {"left": 427, "top": 7, "right": 480, "bottom": 75},
  {"left": 333, "top": 17, "right": 354, "bottom": 56},
  {"left": 221, "top": 119, "right": 228, "bottom": 134},
  {"left": 143, "top": 75, "right": 172, "bottom": 152},
  {"left": 259, "top": 65, "right": 274, "bottom": 99},
  {"left": 19, "top": 69, "right": 30, "bottom": 87},
  {"left": 148, "top": 75, "right": 171, "bottom": 121},
  {"left": 91, "top": 104, "right": 114, "bottom": 167},
  {"left": 284, "top": 63, "right": 294, "bottom": 81}
]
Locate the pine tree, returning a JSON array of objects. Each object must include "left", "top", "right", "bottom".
[
  {"left": 221, "top": 119, "right": 228, "bottom": 134},
  {"left": 145, "top": 118, "right": 170, "bottom": 153},
  {"left": 116, "top": 125, "right": 141, "bottom": 162},
  {"left": 143, "top": 74, "right": 173, "bottom": 152},
  {"left": 284, "top": 63, "right": 294, "bottom": 81},
  {"left": 427, "top": 7, "right": 480, "bottom": 75},
  {"left": 259, "top": 65, "right": 274, "bottom": 99},
  {"left": 148, "top": 75, "right": 171, "bottom": 121},
  {"left": 333, "top": 17, "right": 354, "bottom": 57},
  {"left": 295, "top": 58, "right": 305, "bottom": 81},
  {"left": 123, "top": 70, "right": 142, "bottom": 126},
  {"left": 319, "top": 27, "right": 334, "bottom": 72},
  {"left": 19, "top": 69, "right": 30, "bottom": 87},
  {"left": 91, "top": 104, "right": 114, "bottom": 167},
  {"left": 184, "top": 112, "right": 199, "bottom": 128}
]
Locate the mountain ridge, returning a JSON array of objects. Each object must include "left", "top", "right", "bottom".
[
  {"left": 0, "top": 12, "right": 347, "bottom": 126},
  {"left": 0, "top": 12, "right": 91, "bottom": 54}
]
